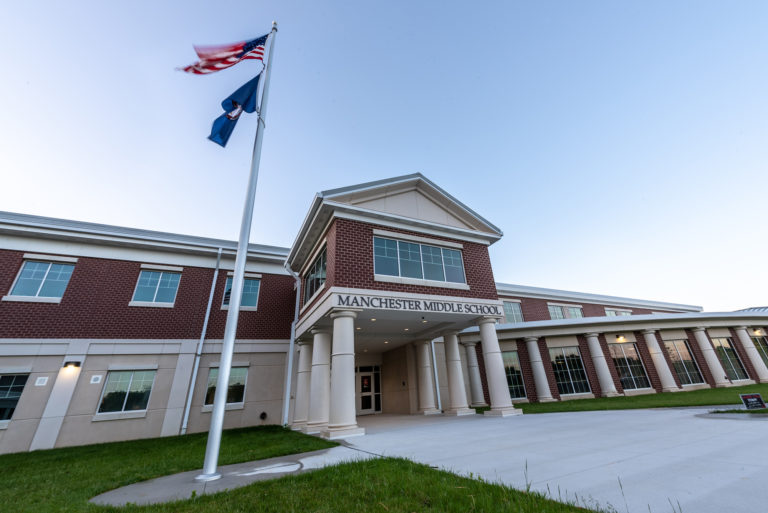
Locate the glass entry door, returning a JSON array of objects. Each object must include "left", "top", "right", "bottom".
[
  {"left": 357, "top": 372, "right": 375, "bottom": 415},
  {"left": 355, "top": 365, "right": 381, "bottom": 415}
]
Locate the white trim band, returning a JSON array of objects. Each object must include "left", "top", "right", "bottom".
[
  {"left": 23, "top": 253, "right": 78, "bottom": 263},
  {"left": 372, "top": 229, "right": 463, "bottom": 249}
]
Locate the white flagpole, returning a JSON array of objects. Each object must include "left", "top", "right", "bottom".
[{"left": 197, "top": 21, "right": 278, "bottom": 482}]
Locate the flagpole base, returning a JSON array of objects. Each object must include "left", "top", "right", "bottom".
[{"left": 195, "top": 472, "right": 221, "bottom": 482}]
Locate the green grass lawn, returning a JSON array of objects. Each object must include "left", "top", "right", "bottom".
[
  {"left": 514, "top": 383, "right": 768, "bottom": 414},
  {"left": 0, "top": 425, "right": 599, "bottom": 513}
]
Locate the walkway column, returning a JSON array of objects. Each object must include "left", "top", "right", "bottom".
[
  {"left": 734, "top": 327, "right": 768, "bottom": 383},
  {"left": 691, "top": 327, "right": 730, "bottom": 387},
  {"left": 584, "top": 333, "right": 620, "bottom": 397},
  {"left": 443, "top": 332, "right": 474, "bottom": 416},
  {"left": 461, "top": 341, "right": 487, "bottom": 407},
  {"left": 524, "top": 337, "right": 554, "bottom": 402},
  {"left": 305, "top": 329, "right": 331, "bottom": 434},
  {"left": 642, "top": 330, "right": 679, "bottom": 392},
  {"left": 416, "top": 341, "right": 440, "bottom": 414},
  {"left": 477, "top": 318, "right": 520, "bottom": 416},
  {"left": 324, "top": 311, "right": 365, "bottom": 438},
  {"left": 291, "top": 340, "right": 313, "bottom": 430}
]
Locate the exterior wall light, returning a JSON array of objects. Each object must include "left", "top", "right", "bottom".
[
  {"left": 63, "top": 361, "right": 81, "bottom": 368},
  {"left": 616, "top": 335, "right": 626, "bottom": 343}
]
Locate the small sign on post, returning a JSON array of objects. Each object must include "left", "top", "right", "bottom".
[{"left": 739, "top": 393, "right": 767, "bottom": 410}]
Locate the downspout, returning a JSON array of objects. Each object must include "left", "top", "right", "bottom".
[
  {"left": 281, "top": 262, "right": 301, "bottom": 426},
  {"left": 181, "top": 247, "right": 222, "bottom": 435},
  {"left": 430, "top": 339, "right": 442, "bottom": 411}
]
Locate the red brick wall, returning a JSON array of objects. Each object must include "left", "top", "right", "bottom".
[
  {"left": 0, "top": 249, "right": 293, "bottom": 340},
  {"left": 498, "top": 295, "right": 679, "bottom": 322},
  {"left": 635, "top": 331, "right": 665, "bottom": 392},
  {"left": 332, "top": 218, "right": 498, "bottom": 300}
]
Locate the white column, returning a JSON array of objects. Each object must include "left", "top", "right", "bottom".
[
  {"left": 691, "top": 327, "right": 730, "bottom": 387},
  {"left": 524, "top": 337, "right": 554, "bottom": 402},
  {"left": 462, "top": 341, "right": 487, "bottom": 407},
  {"left": 642, "top": 330, "right": 679, "bottom": 392},
  {"left": 305, "top": 329, "right": 331, "bottom": 434},
  {"left": 416, "top": 341, "right": 440, "bottom": 414},
  {"left": 735, "top": 327, "right": 768, "bottom": 383},
  {"left": 478, "top": 318, "right": 520, "bottom": 416},
  {"left": 324, "top": 311, "right": 365, "bottom": 439},
  {"left": 291, "top": 340, "right": 313, "bottom": 430},
  {"left": 443, "top": 332, "right": 474, "bottom": 415},
  {"left": 584, "top": 333, "right": 620, "bottom": 397}
]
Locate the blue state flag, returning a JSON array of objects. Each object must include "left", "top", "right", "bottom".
[{"left": 209, "top": 74, "right": 261, "bottom": 147}]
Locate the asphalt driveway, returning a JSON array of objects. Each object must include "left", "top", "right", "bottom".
[{"left": 352, "top": 408, "right": 767, "bottom": 513}]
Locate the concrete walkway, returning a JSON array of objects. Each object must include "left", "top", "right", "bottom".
[{"left": 92, "top": 407, "right": 768, "bottom": 512}]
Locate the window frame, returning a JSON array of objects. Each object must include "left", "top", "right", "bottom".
[
  {"left": 203, "top": 366, "right": 248, "bottom": 409},
  {"left": 502, "top": 301, "right": 524, "bottom": 323},
  {"left": 605, "top": 308, "right": 632, "bottom": 317},
  {"left": 752, "top": 336, "right": 768, "bottom": 369},
  {"left": 502, "top": 351, "right": 527, "bottom": 399},
  {"left": 3, "top": 260, "right": 76, "bottom": 303},
  {"left": 608, "top": 343, "right": 651, "bottom": 390},
  {"left": 302, "top": 246, "right": 327, "bottom": 306},
  {"left": 221, "top": 273, "right": 262, "bottom": 311},
  {"left": 711, "top": 337, "right": 749, "bottom": 381},
  {"left": 548, "top": 346, "right": 592, "bottom": 395},
  {"left": 547, "top": 303, "right": 584, "bottom": 320},
  {"left": 663, "top": 339, "right": 705, "bottom": 386},
  {"left": 372, "top": 236, "right": 468, "bottom": 288},
  {"left": 129, "top": 269, "right": 182, "bottom": 307},
  {"left": 0, "top": 373, "right": 29, "bottom": 425},
  {"left": 96, "top": 369, "right": 157, "bottom": 415}
]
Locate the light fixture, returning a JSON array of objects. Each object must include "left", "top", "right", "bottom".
[
  {"left": 370, "top": 318, "right": 376, "bottom": 322},
  {"left": 364, "top": 349, "right": 368, "bottom": 352},
  {"left": 755, "top": 329, "right": 764, "bottom": 336},
  {"left": 384, "top": 340, "right": 389, "bottom": 344},
  {"left": 356, "top": 327, "right": 361, "bottom": 331},
  {"left": 421, "top": 316, "right": 428, "bottom": 324},
  {"left": 615, "top": 335, "right": 626, "bottom": 343},
  {"left": 404, "top": 328, "right": 409, "bottom": 331},
  {"left": 63, "top": 361, "right": 81, "bottom": 368}
]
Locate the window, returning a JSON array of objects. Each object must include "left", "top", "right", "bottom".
[
  {"left": 609, "top": 343, "right": 650, "bottom": 390},
  {"left": 548, "top": 304, "right": 583, "bottom": 320},
  {"left": 711, "top": 337, "right": 748, "bottom": 381},
  {"left": 303, "top": 248, "right": 327, "bottom": 303},
  {"left": 503, "top": 301, "right": 524, "bottom": 323},
  {"left": 502, "top": 351, "right": 527, "bottom": 399},
  {"left": 9, "top": 261, "right": 74, "bottom": 298},
  {"left": 606, "top": 309, "right": 631, "bottom": 317},
  {"left": 223, "top": 277, "right": 260, "bottom": 308},
  {"left": 752, "top": 336, "right": 768, "bottom": 368},
  {"left": 663, "top": 340, "right": 704, "bottom": 385},
  {"left": 132, "top": 270, "right": 181, "bottom": 304},
  {"left": 0, "top": 374, "right": 28, "bottom": 420},
  {"left": 205, "top": 367, "right": 247, "bottom": 405},
  {"left": 549, "top": 346, "right": 591, "bottom": 395},
  {"left": 373, "top": 236, "right": 466, "bottom": 284},
  {"left": 97, "top": 370, "right": 156, "bottom": 413}
]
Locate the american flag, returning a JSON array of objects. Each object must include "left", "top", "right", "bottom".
[{"left": 181, "top": 34, "right": 269, "bottom": 75}]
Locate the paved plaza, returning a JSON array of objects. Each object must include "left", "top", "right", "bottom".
[{"left": 353, "top": 408, "right": 767, "bottom": 513}]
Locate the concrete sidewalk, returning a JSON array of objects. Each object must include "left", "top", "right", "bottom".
[{"left": 90, "top": 445, "right": 374, "bottom": 506}]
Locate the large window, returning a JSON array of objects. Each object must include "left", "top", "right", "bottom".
[
  {"left": 753, "top": 336, "right": 768, "bottom": 368},
  {"left": 664, "top": 340, "right": 704, "bottom": 385},
  {"left": 97, "top": 370, "right": 156, "bottom": 413},
  {"left": 205, "top": 367, "right": 247, "bottom": 405},
  {"left": 303, "top": 248, "right": 327, "bottom": 303},
  {"left": 711, "top": 337, "right": 749, "bottom": 381},
  {"left": 0, "top": 374, "right": 28, "bottom": 421},
  {"left": 609, "top": 343, "right": 650, "bottom": 390},
  {"left": 605, "top": 309, "right": 631, "bottom": 317},
  {"left": 9, "top": 261, "right": 74, "bottom": 298},
  {"left": 548, "top": 346, "right": 591, "bottom": 395},
  {"left": 503, "top": 301, "right": 524, "bottom": 323},
  {"left": 373, "top": 237, "right": 466, "bottom": 284},
  {"left": 502, "top": 351, "right": 527, "bottom": 399},
  {"left": 132, "top": 270, "right": 181, "bottom": 304},
  {"left": 223, "top": 277, "right": 261, "bottom": 308},
  {"left": 548, "top": 304, "right": 583, "bottom": 320}
]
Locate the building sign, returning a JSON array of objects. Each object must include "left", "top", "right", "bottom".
[
  {"left": 335, "top": 294, "right": 502, "bottom": 316},
  {"left": 740, "top": 393, "right": 766, "bottom": 410}
]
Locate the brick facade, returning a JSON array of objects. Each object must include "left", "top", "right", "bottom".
[{"left": 0, "top": 249, "right": 294, "bottom": 340}]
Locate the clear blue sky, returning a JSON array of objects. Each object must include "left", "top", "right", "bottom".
[{"left": 1, "top": 2, "right": 767, "bottom": 311}]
